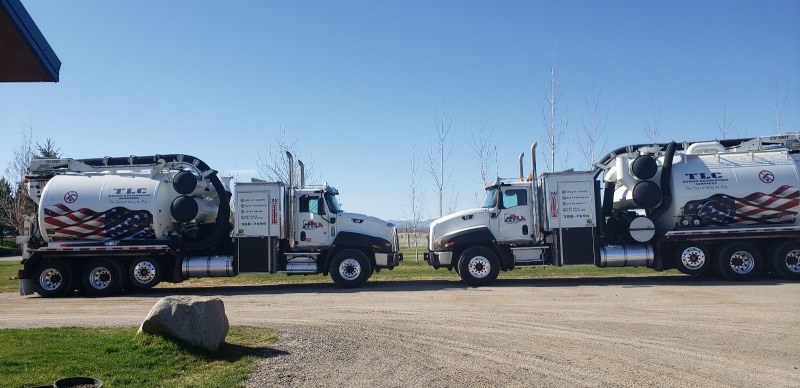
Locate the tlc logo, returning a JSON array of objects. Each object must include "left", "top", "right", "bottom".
[
  {"left": 112, "top": 188, "right": 148, "bottom": 194},
  {"left": 684, "top": 172, "right": 722, "bottom": 180}
]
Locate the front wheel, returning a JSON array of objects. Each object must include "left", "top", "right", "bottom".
[
  {"left": 771, "top": 241, "right": 800, "bottom": 280},
  {"left": 457, "top": 247, "right": 500, "bottom": 287},
  {"left": 33, "top": 260, "right": 74, "bottom": 298},
  {"left": 329, "top": 249, "right": 372, "bottom": 288},
  {"left": 82, "top": 259, "right": 124, "bottom": 297},
  {"left": 715, "top": 242, "right": 763, "bottom": 281}
]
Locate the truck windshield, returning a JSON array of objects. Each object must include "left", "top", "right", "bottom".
[
  {"left": 483, "top": 187, "right": 499, "bottom": 208},
  {"left": 324, "top": 192, "right": 343, "bottom": 214}
]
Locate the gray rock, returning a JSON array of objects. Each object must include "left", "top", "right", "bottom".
[{"left": 138, "top": 296, "right": 229, "bottom": 351}]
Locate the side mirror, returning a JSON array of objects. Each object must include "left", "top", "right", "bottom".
[{"left": 330, "top": 217, "right": 336, "bottom": 224}]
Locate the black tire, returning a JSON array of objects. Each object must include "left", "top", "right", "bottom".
[
  {"left": 82, "top": 259, "right": 124, "bottom": 297},
  {"left": 714, "top": 242, "right": 763, "bottom": 281},
  {"left": 771, "top": 241, "right": 800, "bottom": 280},
  {"left": 32, "top": 260, "right": 74, "bottom": 298},
  {"left": 457, "top": 246, "right": 500, "bottom": 287},
  {"left": 329, "top": 249, "right": 372, "bottom": 288},
  {"left": 128, "top": 257, "right": 162, "bottom": 289},
  {"left": 674, "top": 243, "right": 712, "bottom": 276}
]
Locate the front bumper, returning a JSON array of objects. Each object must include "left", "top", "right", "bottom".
[
  {"left": 424, "top": 251, "right": 453, "bottom": 268},
  {"left": 375, "top": 252, "right": 403, "bottom": 267}
]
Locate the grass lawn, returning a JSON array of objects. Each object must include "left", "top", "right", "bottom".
[{"left": 0, "top": 326, "right": 276, "bottom": 388}]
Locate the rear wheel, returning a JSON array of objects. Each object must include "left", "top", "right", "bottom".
[
  {"left": 329, "top": 249, "right": 372, "bottom": 288},
  {"left": 715, "top": 242, "right": 763, "bottom": 281},
  {"left": 82, "top": 259, "right": 124, "bottom": 297},
  {"left": 33, "top": 261, "right": 74, "bottom": 298},
  {"left": 674, "top": 243, "right": 712, "bottom": 276},
  {"left": 128, "top": 257, "right": 162, "bottom": 289},
  {"left": 771, "top": 241, "right": 800, "bottom": 280},
  {"left": 457, "top": 247, "right": 500, "bottom": 287}
]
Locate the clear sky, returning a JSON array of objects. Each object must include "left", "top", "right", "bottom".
[{"left": 2, "top": 0, "right": 799, "bottom": 221}]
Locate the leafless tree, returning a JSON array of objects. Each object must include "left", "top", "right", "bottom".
[
  {"left": 775, "top": 78, "right": 788, "bottom": 134},
  {"left": 470, "top": 112, "right": 494, "bottom": 205},
  {"left": 1, "top": 122, "right": 37, "bottom": 233},
  {"left": 542, "top": 51, "right": 567, "bottom": 172},
  {"left": 427, "top": 103, "right": 455, "bottom": 218},
  {"left": 716, "top": 103, "right": 736, "bottom": 140},
  {"left": 644, "top": 101, "right": 661, "bottom": 144},
  {"left": 256, "top": 126, "right": 315, "bottom": 186},
  {"left": 401, "top": 144, "right": 425, "bottom": 261},
  {"left": 576, "top": 85, "right": 607, "bottom": 170}
]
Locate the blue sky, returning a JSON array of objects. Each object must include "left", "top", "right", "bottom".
[{"left": 2, "top": 0, "right": 798, "bottom": 220}]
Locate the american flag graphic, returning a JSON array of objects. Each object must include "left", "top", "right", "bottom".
[
  {"left": 44, "top": 203, "right": 156, "bottom": 240},
  {"left": 680, "top": 185, "right": 799, "bottom": 227}
]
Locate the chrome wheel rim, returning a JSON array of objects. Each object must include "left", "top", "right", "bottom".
[
  {"left": 89, "top": 266, "right": 113, "bottom": 289},
  {"left": 729, "top": 251, "right": 755, "bottom": 274},
  {"left": 133, "top": 261, "right": 157, "bottom": 284},
  {"left": 681, "top": 247, "right": 706, "bottom": 270},
  {"left": 39, "top": 268, "right": 63, "bottom": 291},
  {"left": 783, "top": 249, "right": 800, "bottom": 273},
  {"left": 467, "top": 256, "right": 491, "bottom": 279},
  {"left": 338, "top": 258, "right": 361, "bottom": 281}
]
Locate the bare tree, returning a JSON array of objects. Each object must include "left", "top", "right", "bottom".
[
  {"left": 427, "top": 103, "right": 455, "bottom": 218},
  {"left": 775, "top": 77, "right": 788, "bottom": 134},
  {"left": 2, "top": 122, "right": 37, "bottom": 233},
  {"left": 470, "top": 112, "right": 494, "bottom": 205},
  {"left": 644, "top": 101, "right": 661, "bottom": 144},
  {"left": 256, "top": 126, "right": 315, "bottom": 186},
  {"left": 0, "top": 178, "right": 13, "bottom": 242},
  {"left": 401, "top": 144, "right": 425, "bottom": 261},
  {"left": 716, "top": 103, "right": 736, "bottom": 140},
  {"left": 576, "top": 85, "right": 607, "bottom": 170},
  {"left": 542, "top": 51, "right": 567, "bottom": 172}
]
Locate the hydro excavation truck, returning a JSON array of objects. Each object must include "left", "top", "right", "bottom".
[
  {"left": 17, "top": 153, "right": 401, "bottom": 297},
  {"left": 425, "top": 132, "right": 800, "bottom": 285}
]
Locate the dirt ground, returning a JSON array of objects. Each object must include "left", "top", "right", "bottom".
[{"left": 1, "top": 276, "right": 798, "bottom": 387}]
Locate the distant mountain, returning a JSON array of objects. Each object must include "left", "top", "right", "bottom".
[{"left": 388, "top": 219, "right": 433, "bottom": 230}]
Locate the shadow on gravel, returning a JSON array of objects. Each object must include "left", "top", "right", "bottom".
[{"left": 95, "top": 275, "right": 794, "bottom": 299}]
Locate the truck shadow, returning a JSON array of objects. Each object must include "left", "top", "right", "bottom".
[{"left": 119, "top": 275, "right": 793, "bottom": 298}]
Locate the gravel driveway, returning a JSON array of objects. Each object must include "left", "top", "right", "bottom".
[{"left": 1, "top": 276, "right": 798, "bottom": 387}]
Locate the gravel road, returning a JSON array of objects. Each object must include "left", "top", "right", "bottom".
[{"left": 1, "top": 276, "right": 798, "bottom": 387}]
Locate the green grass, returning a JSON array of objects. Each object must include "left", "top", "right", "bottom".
[
  {"left": 0, "top": 261, "right": 21, "bottom": 293},
  {"left": 0, "top": 326, "right": 277, "bottom": 388}
]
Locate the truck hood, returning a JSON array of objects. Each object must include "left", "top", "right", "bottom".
[
  {"left": 428, "top": 208, "right": 492, "bottom": 250},
  {"left": 337, "top": 212, "right": 397, "bottom": 245}
]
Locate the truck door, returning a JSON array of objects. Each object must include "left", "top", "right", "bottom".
[
  {"left": 494, "top": 187, "right": 533, "bottom": 242},
  {"left": 295, "top": 194, "right": 332, "bottom": 247}
]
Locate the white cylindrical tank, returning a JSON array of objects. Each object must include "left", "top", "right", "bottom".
[
  {"left": 664, "top": 151, "right": 800, "bottom": 230},
  {"left": 38, "top": 173, "right": 179, "bottom": 242}
]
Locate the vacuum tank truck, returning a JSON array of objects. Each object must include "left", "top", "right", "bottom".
[
  {"left": 16, "top": 153, "right": 401, "bottom": 297},
  {"left": 425, "top": 132, "right": 800, "bottom": 285}
]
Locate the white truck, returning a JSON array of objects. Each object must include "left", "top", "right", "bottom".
[
  {"left": 17, "top": 153, "right": 401, "bottom": 297},
  {"left": 425, "top": 132, "right": 800, "bottom": 285}
]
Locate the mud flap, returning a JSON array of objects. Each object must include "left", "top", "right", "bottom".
[{"left": 19, "top": 279, "right": 34, "bottom": 296}]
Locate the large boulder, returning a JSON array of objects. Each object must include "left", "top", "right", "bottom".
[{"left": 138, "top": 296, "right": 229, "bottom": 351}]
